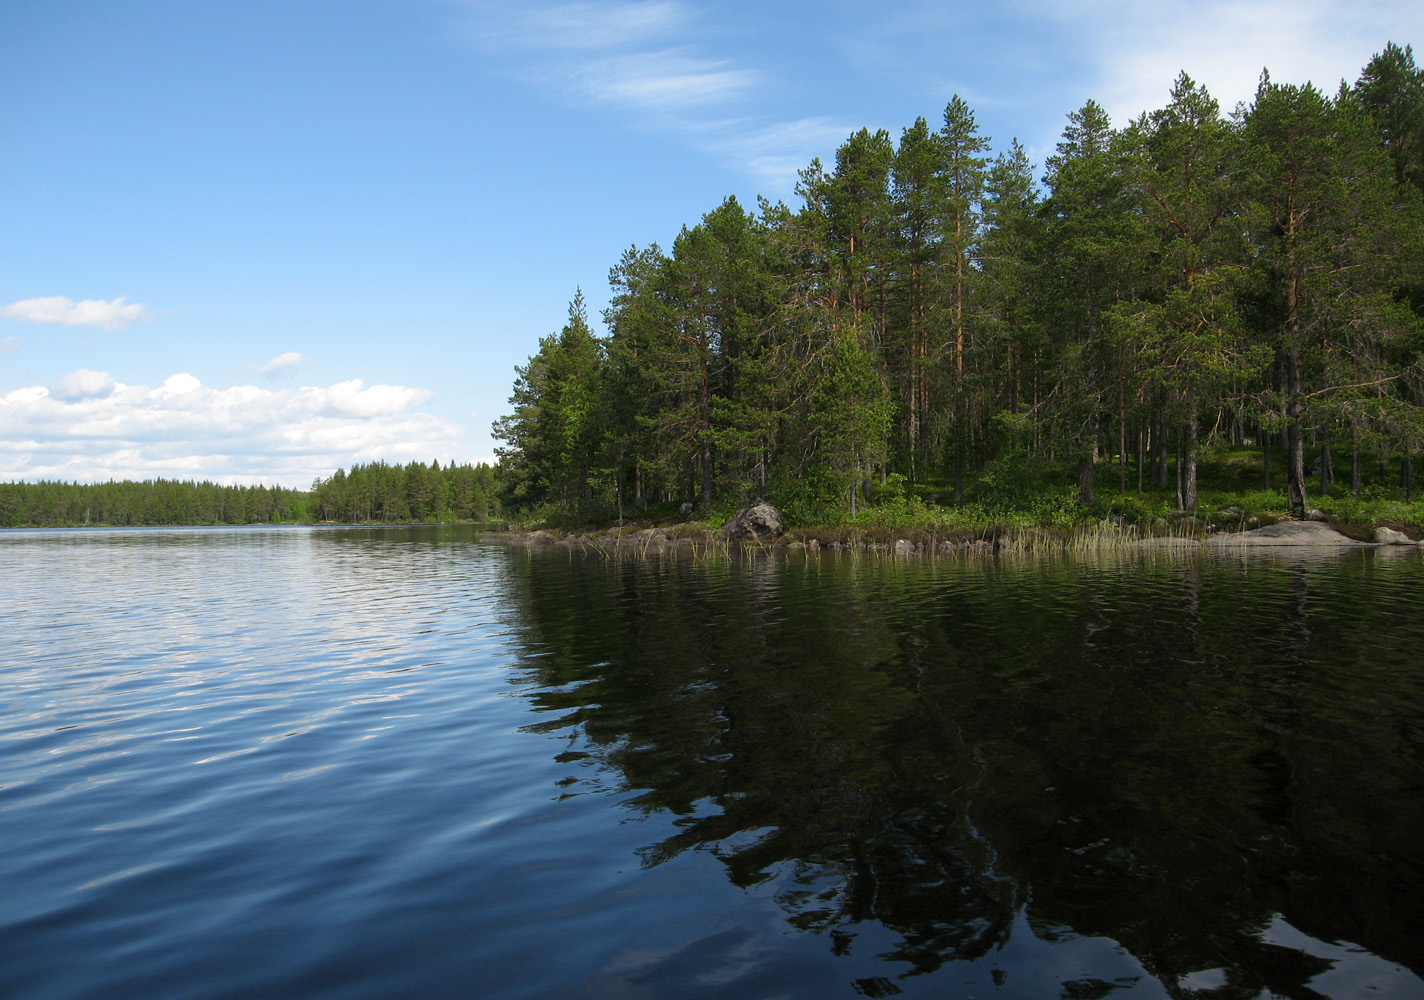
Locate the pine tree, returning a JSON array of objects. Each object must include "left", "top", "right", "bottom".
[{"left": 1243, "top": 75, "right": 1421, "bottom": 516}]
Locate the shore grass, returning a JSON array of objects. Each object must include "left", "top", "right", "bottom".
[{"left": 506, "top": 488, "right": 1424, "bottom": 556}]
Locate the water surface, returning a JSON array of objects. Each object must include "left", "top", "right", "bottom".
[{"left": 2, "top": 526, "right": 1420, "bottom": 998}]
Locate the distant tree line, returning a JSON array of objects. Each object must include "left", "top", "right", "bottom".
[
  {"left": 494, "top": 46, "right": 1424, "bottom": 521},
  {"left": 0, "top": 479, "right": 309, "bottom": 527},
  {"left": 308, "top": 461, "right": 498, "bottom": 523},
  {"left": 1, "top": 461, "right": 499, "bottom": 527}
]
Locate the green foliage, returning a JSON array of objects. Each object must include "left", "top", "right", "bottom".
[
  {"left": 768, "top": 477, "right": 849, "bottom": 527},
  {"left": 1313, "top": 492, "right": 1424, "bottom": 532},
  {"left": 1105, "top": 494, "right": 1158, "bottom": 525}
]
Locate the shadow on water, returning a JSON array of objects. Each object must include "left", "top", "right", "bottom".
[{"left": 498, "top": 544, "right": 1424, "bottom": 996}]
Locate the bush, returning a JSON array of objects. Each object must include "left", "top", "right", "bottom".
[
  {"left": 1106, "top": 494, "right": 1157, "bottom": 525},
  {"left": 768, "top": 477, "right": 848, "bottom": 527}
]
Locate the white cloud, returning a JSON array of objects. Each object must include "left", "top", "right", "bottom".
[
  {"left": 0, "top": 373, "right": 462, "bottom": 487},
  {"left": 0, "top": 296, "right": 153, "bottom": 330},
  {"left": 717, "top": 116, "right": 863, "bottom": 187},
  {"left": 1012, "top": 0, "right": 1424, "bottom": 129},
  {"left": 51, "top": 369, "right": 117, "bottom": 402},
  {"left": 572, "top": 52, "right": 758, "bottom": 109},
  {"left": 322, "top": 378, "right": 433, "bottom": 417},
  {"left": 456, "top": 0, "right": 753, "bottom": 114},
  {"left": 495, "top": 0, "right": 687, "bottom": 51},
  {"left": 257, "top": 351, "right": 310, "bottom": 376},
  {"left": 446, "top": 0, "right": 805, "bottom": 174},
  {"left": 0, "top": 336, "right": 19, "bottom": 353}
]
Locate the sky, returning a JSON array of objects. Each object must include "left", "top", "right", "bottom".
[{"left": 3, "top": 0, "right": 1421, "bottom": 487}]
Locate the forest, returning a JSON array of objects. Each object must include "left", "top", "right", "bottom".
[
  {"left": 493, "top": 46, "right": 1424, "bottom": 528},
  {"left": 0, "top": 461, "right": 498, "bottom": 528}
]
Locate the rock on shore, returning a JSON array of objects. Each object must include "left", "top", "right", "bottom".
[
  {"left": 1203, "top": 520, "right": 1369, "bottom": 548},
  {"left": 722, "top": 501, "right": 784, "bottom": 543}
]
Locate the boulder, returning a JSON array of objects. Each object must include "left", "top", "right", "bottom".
[
  {"left": 722, "top": 501, "right": 784, "bottom": 543},
  {"left": 893, "top": 539, "right": 917, "bottom": 556},
  {"left": 616, "top": 527, "right": 668, "bottom": 546},
  {"left": 1204, "top": 520, "right": 1363, "bottom": 548},
  {"left": 1374, "top": 526, "right": 1417, "bottom": 546}
]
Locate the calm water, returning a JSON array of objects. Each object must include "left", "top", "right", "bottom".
[{"left": 2, "top": 526, "right": 1421, "bottom": 999}]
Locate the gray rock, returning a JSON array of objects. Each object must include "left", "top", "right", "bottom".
[
  {"left": 1374, "top": 526, "right": 1417, "bottom": 546},
  {"left": 1204, "top": 520, "right": 1363, "bottom": 548},
  {"left": 722, "top": 501, "right": 784, "bottom": 543},
  {"left": 805, "top": 538, "right": 819, "bottom": 551},
  {"left": 1219, "top": 506, "right": 1245, "bottom": 517},
  {"left": 1305, "top": 508, "right": 1329, "bottom": 522},
  {"left": 893, "top": 539, "right": 917, "bottom": 555},
  {"left": 678, "top": 501, "right": 693, "bottom": 519},
  {"left": 616, "top": 527, "right": 668, "bottom": 546}
]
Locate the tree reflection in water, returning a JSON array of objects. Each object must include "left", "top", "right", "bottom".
[{"left": 502, "top": 546, "right": 1424, "bottom": 996}]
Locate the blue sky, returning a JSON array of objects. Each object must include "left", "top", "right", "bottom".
[{"left": 3, "top": 0, "right": 1421, "bottom": 487}]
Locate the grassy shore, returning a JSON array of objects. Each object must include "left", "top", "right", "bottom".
[{"left": 508, "top": 448, "right": 1424, "bottom": 553}]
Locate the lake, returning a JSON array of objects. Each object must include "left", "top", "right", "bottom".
[{"left": 1, "top": 525, "right": 1421, "bottom": 999}]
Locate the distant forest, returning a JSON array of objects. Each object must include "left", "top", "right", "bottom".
[
  {"left": 493, "top": 46, "right": 1424, "bottom": 522},
  {"left": 0, "top": 461, "right": 497, "bottom": 528}
]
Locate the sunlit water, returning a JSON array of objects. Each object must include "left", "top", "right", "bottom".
[{"left": 2, "top": 525, "right": 1421, "bottom": 999}]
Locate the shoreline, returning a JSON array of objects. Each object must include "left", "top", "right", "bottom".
[{"left": 503, "top": 518, "right": 1424, "bottom": 556}]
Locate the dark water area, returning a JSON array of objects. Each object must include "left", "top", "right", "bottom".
[{"left": 1, "top": 526, "right": 1421, "bottom": 999}]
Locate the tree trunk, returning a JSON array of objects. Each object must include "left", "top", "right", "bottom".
[
  {"left": 1119, "top": 396, "right": 1128, "bottom": 494},
  {"left": 1137, "top": 426, "right": 1144, "bottom": 493},
  {"left": 1263, "top": 427, "right": 1272, "bottom": 490},
  {"left": 1175, "top": 445, "right": 1184, "bottom": 510},
  {"left": 1156, "top": 419, "right": 1170, "bottom": 490},
  {"left": 1184, "top": 407, "right": 1199, "bottom": 511},
  {"left": 1285, "top": 350, "right": 1308, "bottom": 518},
  {"left": 1078, "top": 452, "right": 1095, "bottom": 507},
  {"left": 1319, "top": 430, "right": 1332, "bottom": 495},
  {"left": 1351, "top": 438, "right": 1361, "bottom": 497},
  {"left": 701, "top": 442, "right": 713, "bottom": 507}
]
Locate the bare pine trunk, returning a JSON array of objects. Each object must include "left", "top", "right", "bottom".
[
  {"left": 1351, "top": 437, "right": 1361, "bottom": 497},
  {"left": 1285, "top": 350, "right": 1308, "bottom": 518},
  {"left": 1319, "top": 431, "right": 1332, "bottom": 495},
  {"left": 1078, "top": 452, "right": 1095, "bottom": 507}
]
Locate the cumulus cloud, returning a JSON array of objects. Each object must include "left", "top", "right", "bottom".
[
  {"left": 51, "top": 369, "right": 117, "bottom": 402},
  {"left": 0, "top": 296, "right": 153, "bottom": 330},
  {"left": 257, "top": 351, "right": 310, "bottom": 376},
  {"left": 0, "top": 373, "right": 462, "bottom": 487}
]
